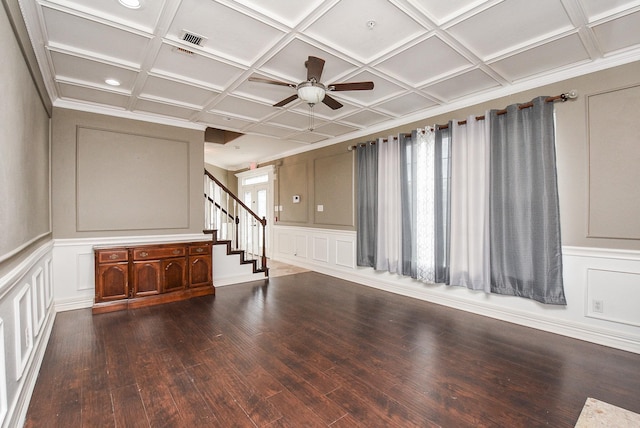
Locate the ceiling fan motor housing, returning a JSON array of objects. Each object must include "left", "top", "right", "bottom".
[
  {"left": 297, "top": 81, "right": 327, "bottom": 105},
  {"left": 248, "top": 56, "right": 374, "bottom": 110}
]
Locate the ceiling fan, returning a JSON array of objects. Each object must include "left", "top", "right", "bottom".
[{"left": 248, "top": 56, "right": 374, "bottom": 110}]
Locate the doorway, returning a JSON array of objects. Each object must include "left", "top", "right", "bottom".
[{"left": 236, "top": 165, "right": 275, "bottom": 258}]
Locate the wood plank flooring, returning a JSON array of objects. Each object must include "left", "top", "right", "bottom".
[{"left": 25, "top": 272, "right": 640, "bottom": 427}]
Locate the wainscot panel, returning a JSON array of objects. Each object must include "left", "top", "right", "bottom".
[{"left": 0, "top": 241, "right": 55, "bottom": 427}]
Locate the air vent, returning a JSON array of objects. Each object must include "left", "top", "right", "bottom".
[
  {"left": 173, "top": 46, "right": 195, "bottom": 56},
  {"left": 181, "top": 30, "right": 206, "bottom": 47}
]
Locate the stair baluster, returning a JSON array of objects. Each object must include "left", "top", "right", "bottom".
[{"left": 203, "top": 169, "right": 268, "bottom": 276}]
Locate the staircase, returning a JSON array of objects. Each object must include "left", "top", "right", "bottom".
[{"left": 204, "top": 169, "right": 269, "bottom": 279}]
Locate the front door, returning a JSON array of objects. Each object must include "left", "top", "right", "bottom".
[
  {"left": 241, "top": 181, "right": 269, "bottom": 257},
  {"left": 237, "top": 166, "right": 274, "bottom": 260}
]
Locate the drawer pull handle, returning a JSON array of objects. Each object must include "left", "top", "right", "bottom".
[
  {"left": 173, "top": 249, "right": 181, "bottom": 255},
  {"left": 139, "top": 251, "right": 149, "bottom": 257},
  {"left": 196, "top": 248, "right": 204, "bottom": 253},
  {"left": 109, "top": 254, "right": 119, "bottom": 260}
]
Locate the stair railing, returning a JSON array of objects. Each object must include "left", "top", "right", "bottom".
[{"left": 204, "top": 169, "right": 268, "bottom": 274}]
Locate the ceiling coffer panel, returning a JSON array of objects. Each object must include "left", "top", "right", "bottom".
[{"left": 18, "top": 0, "right": 640, "bottom": 169}]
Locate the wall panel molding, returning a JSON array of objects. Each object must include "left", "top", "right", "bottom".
[
  {"left": 586, "top": 268, "right": 640, "bottom": 327},
  {"left": 312, "top": 237, "right": 328, "bottom": 263},
  {"left": 335, "top": 239, "right": 355, "bottom": 269},
  {"left": 13, "top": 286, "right": 33, "bottom": 380},
  {"left": 0, "top": 240, "right": 55, "bottom": 427},
  {"left": 0, "top": 319, "right": 6, "bottom": 425},
  {"left": 31, "top": 268, "right": 45, "bottom": 336},
  {"left": 75, "top": 127, "right": 190, "bottom": 232},
  {"left": 587, "top": 84, "right": 640, "bottom": 239}
]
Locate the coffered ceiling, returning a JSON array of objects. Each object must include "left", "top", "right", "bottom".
[{"left": 18, "top": 0, "right": 640, "bottom": 169}]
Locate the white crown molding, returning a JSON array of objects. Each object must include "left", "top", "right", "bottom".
[
  {"left": 258, "top": 49, "right": 640, "bottom": 164},
  {"left": 53, "top": 99, "right": 207, "bottom": 130}
]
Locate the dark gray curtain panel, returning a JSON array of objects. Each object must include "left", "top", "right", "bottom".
[
  {"left": 400, "top": 132, "right": 417, "bottom": 277},
  {"left": 434, "top": 124, "right": 452, "bottom": 284},
  {"left": 356, "top": 142, "right": 378, "bottom": 267},
  {"left": 489, "top": 97, "right": 566, "bottom": 304}
]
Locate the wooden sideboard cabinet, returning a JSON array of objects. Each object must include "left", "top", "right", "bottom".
[{"left": 94, "top": 241, "right": 214, "bottom": 313}]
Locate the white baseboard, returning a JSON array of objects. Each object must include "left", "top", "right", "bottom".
[
  {"left": 277, "top": 254, "right": 640, "bottom": 354},
  {"left": 55, "top": 296, "right": 94, "bottom": 312},
  {"left": 214, "top": 273, "right": 267, "bottom": 287},
  {"left": 272, "top": 226, "right": 640, "bottom": 355}
]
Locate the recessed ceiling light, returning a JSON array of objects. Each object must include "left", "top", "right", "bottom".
[
  {"left": 118, "top": 0, "right": 141, "bottom": 9},
  {"left": 105, "top": 78, "right": 121, "bottom": 86}
]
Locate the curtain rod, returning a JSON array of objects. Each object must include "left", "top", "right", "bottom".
[{"left": 347, "top": 90, "right": 578, "bottom": 150}]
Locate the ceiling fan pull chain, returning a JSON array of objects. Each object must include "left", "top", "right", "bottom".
[{"left": 308, "top": 105, "right": 315, "bottom": 131}]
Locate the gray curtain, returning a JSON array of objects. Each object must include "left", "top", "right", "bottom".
[
  {"left": 400, "top": 132, "right": 417, "bottom": 277},
  {"left": 434, "top": 124, "right": 451, "bottom": 284},
  {"left": 356, "top": 142, "right": 378, "bottom": 267},
  {"left": 489, "top": 97, "right": 566, "bottom": 304}
]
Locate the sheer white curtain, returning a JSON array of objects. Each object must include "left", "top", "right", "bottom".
[
  {"left": 376, "top": 137, "right": 402, "bottom": 274},
  {"left": 415, "top": 128, "right": 436, "bottom": 282},
  {"left": 449, "top": 115, "right": 490, "bottom": 291}
]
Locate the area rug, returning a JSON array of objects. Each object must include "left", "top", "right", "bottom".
[{"left": 575, "top": 397, "right": 640, "bottom": 427}]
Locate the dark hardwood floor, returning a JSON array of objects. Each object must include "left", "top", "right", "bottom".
[{"left": 25, "top": 271, "right": 640, "bottom": 427}]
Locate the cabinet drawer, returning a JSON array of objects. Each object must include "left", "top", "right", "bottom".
[
  {"left": 189, "top": 244, "right": 211, "bottom": 255},
  {"left": 132, "top": 246, "right": 185, "bottom": 260},
  {"left": 97, "top": 249, "right": 128, "bottom": 263}
]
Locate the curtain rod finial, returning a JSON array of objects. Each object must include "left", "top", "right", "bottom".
[{"left": 561, "top": 89, "right": 578, "bottom": 101}]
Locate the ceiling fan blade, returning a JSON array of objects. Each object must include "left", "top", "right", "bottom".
[
  {"left": 329, "top": 81, "right": 374, "bottom": 91},
  {"left": 322, "top": 94, "right": 343, "bottom": 110},
  {"left": 249, "top": 76, "right": 295, "bottom": 88},
  {"left": 305, "top": 56, "right": 325, "bottom": 82},
  {"left": 274, "top": 94, "right": 299, "bottom": 107}
]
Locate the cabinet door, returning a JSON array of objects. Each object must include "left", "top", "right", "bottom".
[
  {"left": 162, "top": 257, "right": 186, "bottom": 292},
  {"left": 132, "top": 261, "right": 161, "bottom": 297},
  {"left": 96, "top": 263, "right": 128, "bottom": 301},
  {"left": 189, "top": 255, "right": 212, "bottom": 288}
]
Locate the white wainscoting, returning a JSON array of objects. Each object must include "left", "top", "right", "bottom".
[
  {"left": 273, "top": 225, "right": 356, "bottom": 271},
  {"left": 272, "top": 226, "right": 640, "bottom": 354},
  {"left": 212, "top": 244, "right": 267, "bottom": 287},
  {"left": 0, "top": 241, "right": 55, "bottom": 428},
  {"left": 52, "top": 234, "right": 212, "bottom": 311}
]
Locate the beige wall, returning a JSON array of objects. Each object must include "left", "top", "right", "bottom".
[
  {"left": 51, "top": 108, "right": 205, "bottom": 238},
  {"left": 1, "top": 4, "right": 54, "bottom": 425},
  {"left": 262, "top": 142, "right": 355, "bottom": 230},
  {"left": 205, "top": 162, "right": 239, "bottom": 195},
  {"left": 0, "top": 1, "right": 51, "bottom": 268},
  {"left": 205, "top": 162, "right": 230, "bottom": 188},
  {"left": 273, "top": 61, "right": 640, "bottom": 250}
]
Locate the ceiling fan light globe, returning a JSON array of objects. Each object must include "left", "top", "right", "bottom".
[
  {"left": 119, "top": 0, "right": 141, "bottom": 9},
  {"left": 297, "top": 81, "right": 326, "bottom": 105}
]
